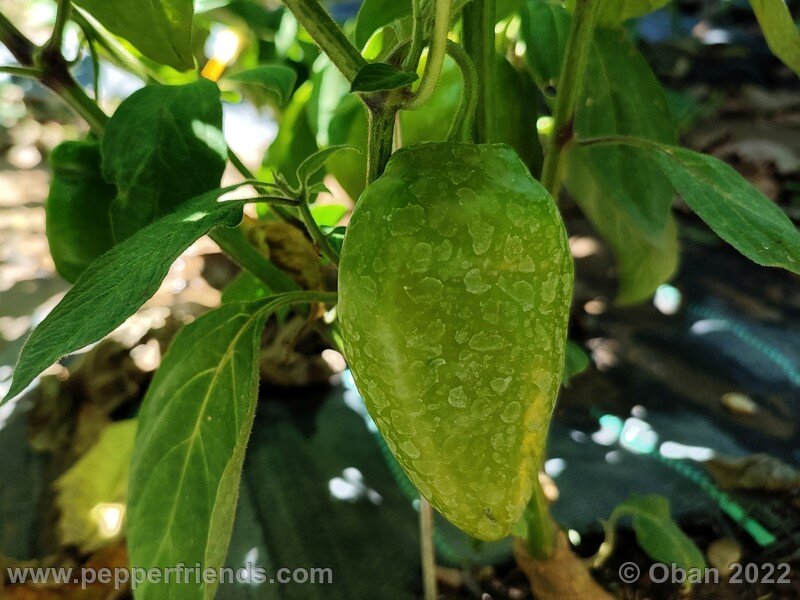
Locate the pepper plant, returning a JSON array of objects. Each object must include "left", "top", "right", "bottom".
[{"left": 1, "top": 0, "right": 799, "bottom": 598}]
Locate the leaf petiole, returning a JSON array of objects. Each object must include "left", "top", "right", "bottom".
[
  {"left": 404, "top": 0, "right": 452, "bottom": 111},
  {"left": 243, "top": 195, "right": 301, "bottom": 207},
  {"left": 444, "top": 41, "right": 478, "bottom": 142},
  {"left": 0, "top": 65, "right": 42, "bottom": 78}
]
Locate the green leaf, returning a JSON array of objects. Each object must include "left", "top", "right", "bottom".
[
  {"left": 520, "top": 1, "right": 572, "bottom": 89},
  {"left": 574, "top": 28, "right": 677, "bottom": 236},
  {"left": 557, "top": 25, "right": 679, "bottom": 303},
  {"left": 564, "top": 148, "right": 679, "bottom": 304},
  {"left": 311, "top": 204, "right": 348, "bottom": 227},
  {"left": 54, "top": 420, "right": 136, "bottom": 553},
  {"left": 73, "top": 0, "right": 194, "bottom": 71},
  {"left": 308, "top": 182, "right": 332, "bottom": 195},
  {"left": 351, "top": 62, "right": 419, "bottom": 92},
  {"left": 308, "top": 58, "right": 352, "bottom": 146},
  {"left": 640, "top": 144, "right": 800, "bottom": 273},
  {"left": 128, "top": 303, "right": 263, "bottom": 600},
  {"left": 262, "top": 81, "right": 319, "bottom": 189},
  {"left": 195, "top": 0, "right": 231, "bottom": 12},
  {"left": 45, "top": 139, "right": 116, "bottom": 283},
  {"left": 221, "top": 271, "right": 271, "bottom": 303},
  {"left": 225, "top": 64, "right": 298, "bottom": 104},
  {"left": 521, "top": 13, "right": 677, "bottom": 232},
  {"left": 322, "top": 225, "right": 347, "bottom": 256},
  {"left": 354, "top": 0, "right": 412, "bottom": 48},
  {"left": 566, "top": 0, "right": 671, "bottom": 25},
  {"left": 610, "top": 495, "right": 706, "bottom": 571},
  {"left": 296, "top": 146, "right": 359, "bottom": 190},
  {"left": 749, "top": 0, "right": 800, "bottom": 76},
  {"left": 562, "top": 340, "right": 590, "bottom": 386},
  {"left": 327, "top": 95, "right": 371, "bottom": 199},
  {"left": 103, "top": 80, "right": 227, "bottom": 241},
  {"left": 3, "top": 187, "right": 245, "bottom": 404},
  {"left": 221, "top": 272, "right": 296, "bottom": 321},
  {"left": 497, "top": 0, "right": 526, "bottom": 20},
  {"left": 128, "top": 292, "right": 333, "bottom": 600},
  {"left": 493, "top": 57, "right": 544, "bottom": 177}
]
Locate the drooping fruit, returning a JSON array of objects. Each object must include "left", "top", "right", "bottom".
[{"left": 338, "top": 143, "right": 573, "bottom": 540}]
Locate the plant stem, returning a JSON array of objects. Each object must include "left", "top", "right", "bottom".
[
  {"left": 276, "top": 0, "right": 405, "bottom": 187},
  {"left": 51, "top": 69, "right": 110, "bottom": 132},
  {"left": 281, "top": 0, "right": 366, "bottom": 82},
  {"left": 0, "top": 65, "right": 42, "bottom": 78},
  {"left": 405, "top": 0, "right": 451, "bottom": 111},
  {"left": 279, "top": 1, "right": 402, "bottom": 185},
  {"left": 367, "top": 106, "right": 397, "bottom": 183},
  {"left": 444, "top": 41, "right": 477, "bottom": 142},
  {"left": 257, "top": 289, "right": 339, "bottom": 314},
  {"left": 44, "top": 0, "right": 71, "bottom": 54},
  {"left": 419, "top": 497, "right": 438, "bottom": 600},
  {"left": 524, "top": 477, "right": 557, "bottom": 560},
  {"left": 298, "top": 201, "right": 340, "bottom": 267},
  {"left": 283, "top": 0, "right": 404, "bottom": 185},
  {"left": 0, "top": 8, "right": 108, "bottom": 134},
  {"left": 72, "top": 11, "right": 155, "bottom": 83},
  {"left": 403, "top": 0, "right": 426, "bottom": 72},
  {"left": 540, "top": 0, "right": 600, "bottom": 197},
  {"left": 227, "top": 147, "right": 301, "bottom": 225},
  {"left": 211, "top": 228, "right": 299, "bottom": 293},
  {"left": 0, "top": 12, "right": 35, "bottom": 66},
  {"left": 461, "top": 0, "right": 495, "bottom": 143},
  {"left": 38, "top": 0, "right": 109, "bottom": 131}
]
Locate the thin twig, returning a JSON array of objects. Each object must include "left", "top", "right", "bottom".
[{"left": 419, "top": 497, "right": 438, "bottom": 600}]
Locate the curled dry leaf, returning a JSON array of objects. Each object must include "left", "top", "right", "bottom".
[{"left": 246, "top": 220, "right": 324, "bottom": 290}]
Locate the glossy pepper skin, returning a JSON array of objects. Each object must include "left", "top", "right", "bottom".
[{"left": 338, "top": 143, "right": 573, "bottom": 540}]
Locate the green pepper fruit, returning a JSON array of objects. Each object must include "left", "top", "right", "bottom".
[
  {"left": 338, "top": 143, "right": 573, "bottom": 540},
  {"left": 45, "top": 140, "right": 116, "bottom": 283},
  {"left": 328, "top": 56, "right": 542, "bottom": 200}
]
